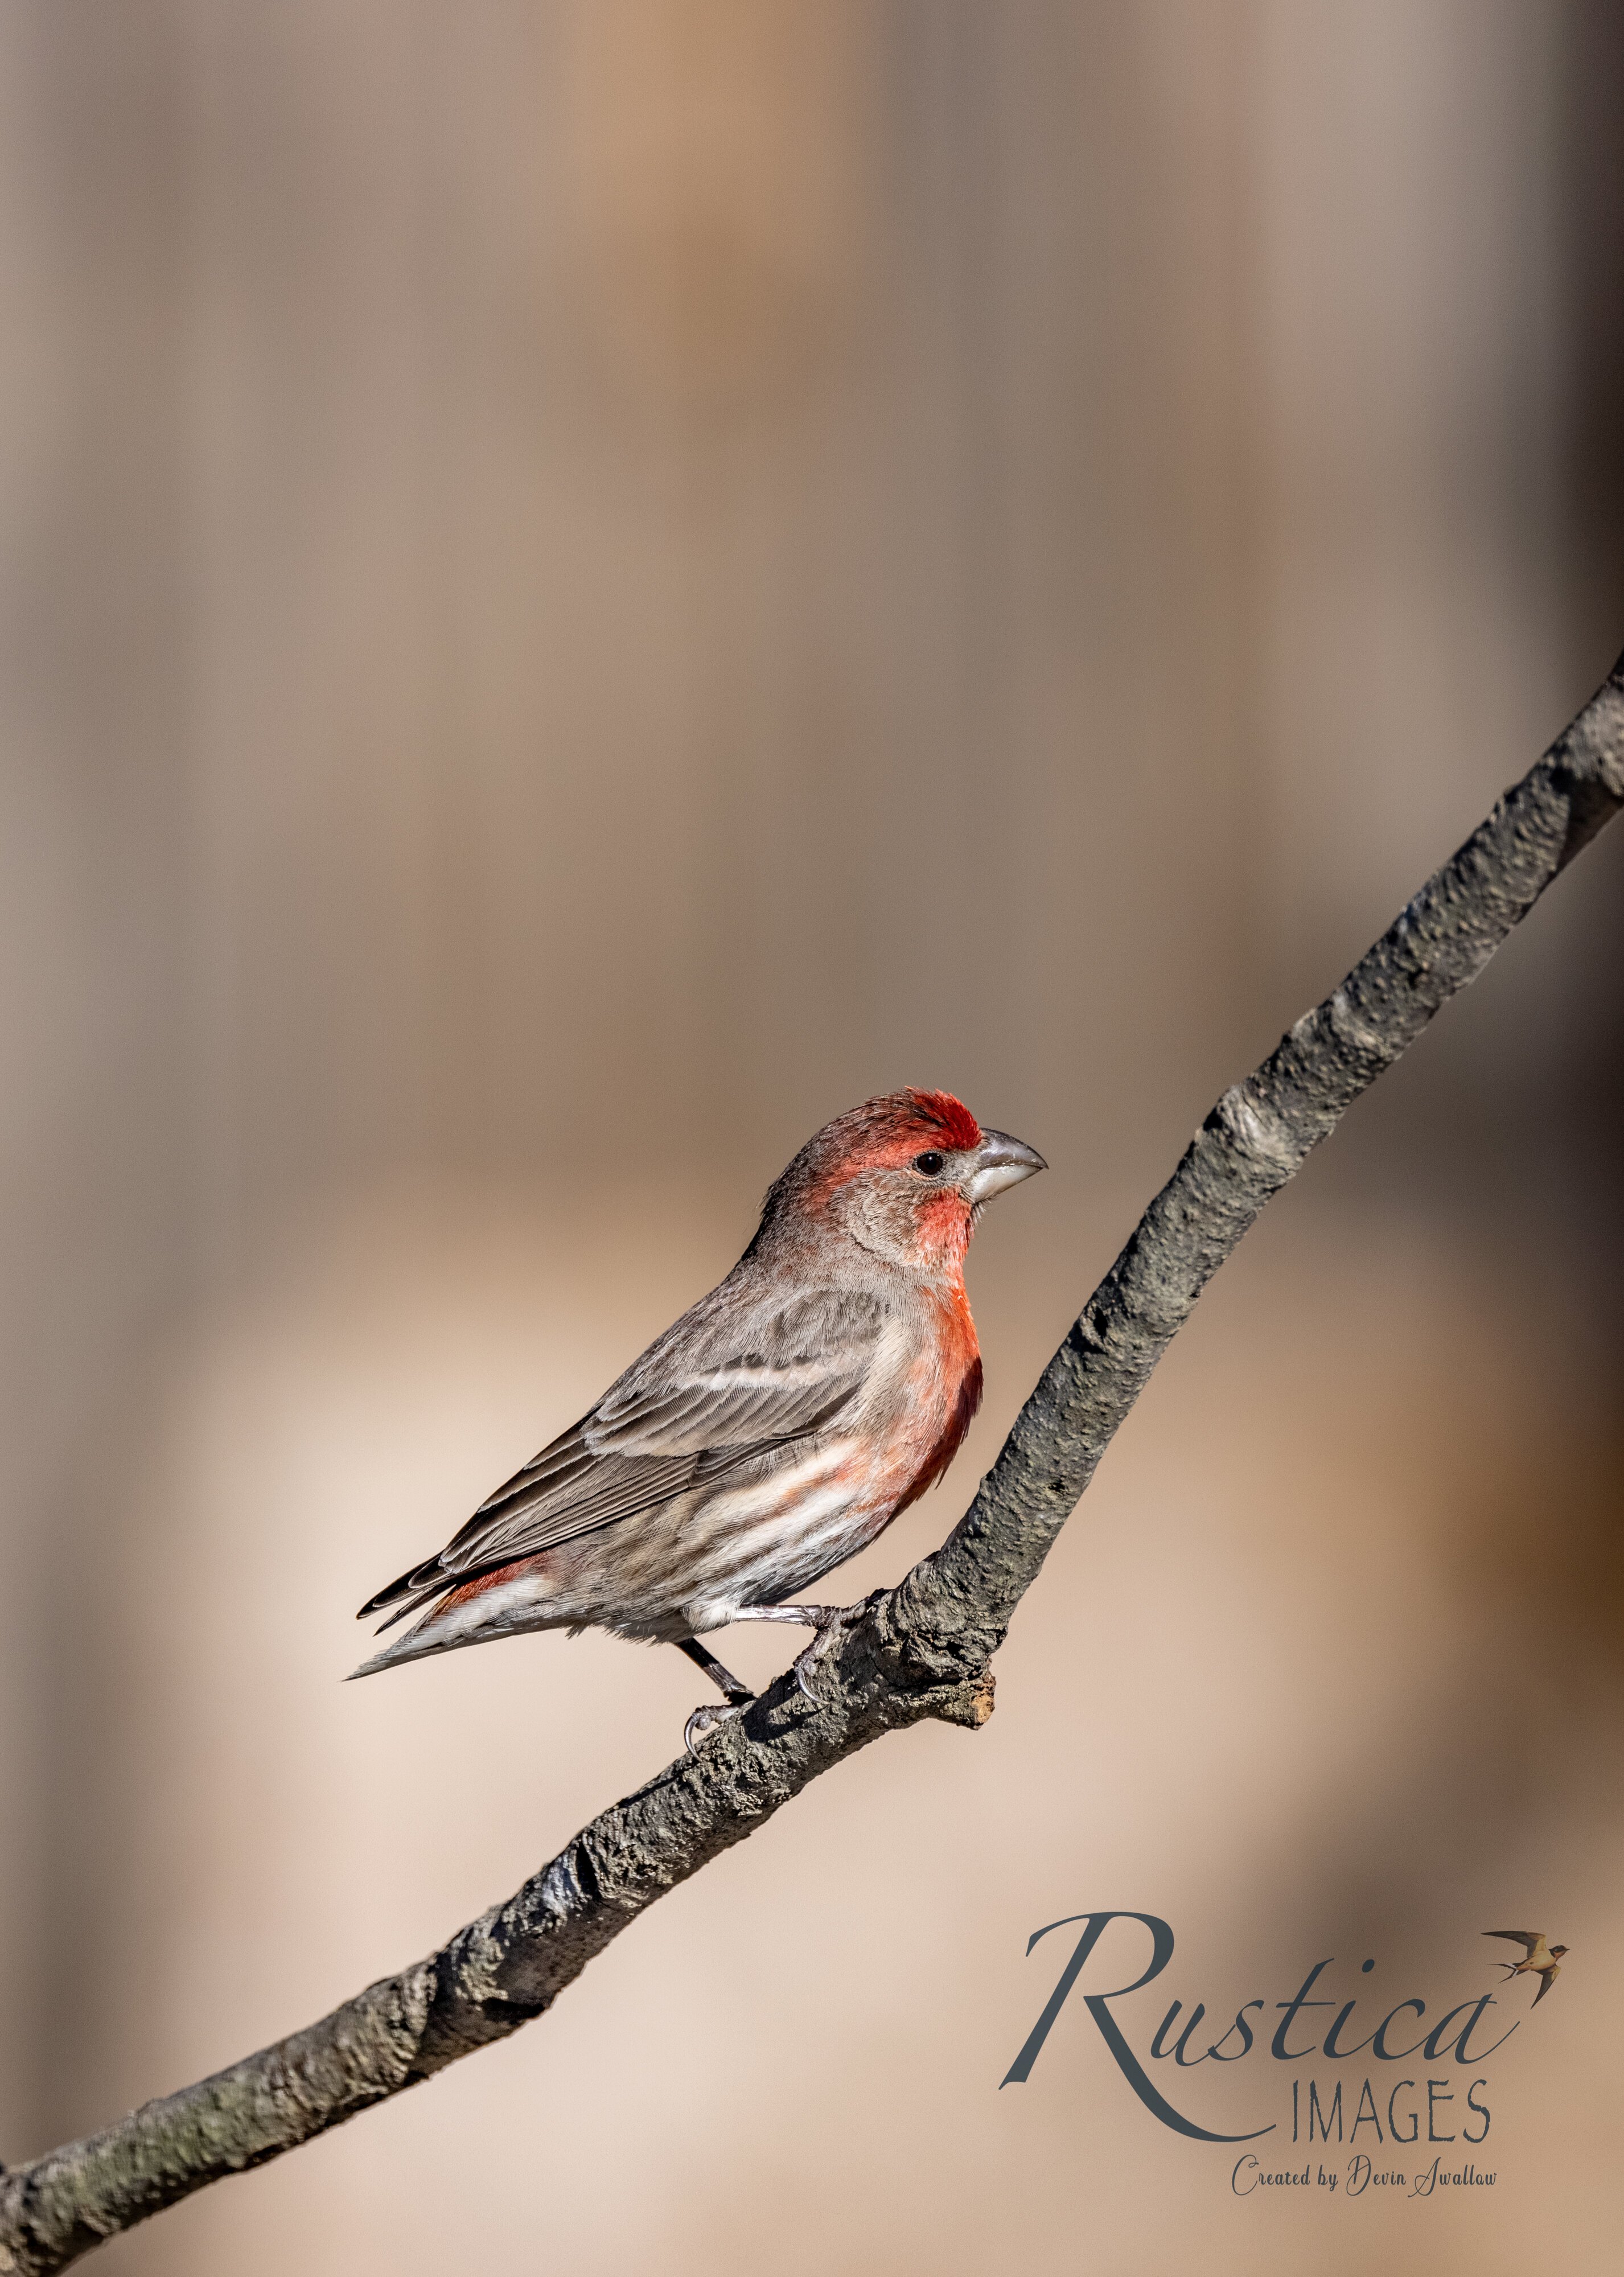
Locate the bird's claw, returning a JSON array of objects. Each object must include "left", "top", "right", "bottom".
[
  {"left": 790, "top": 1609, "right": 845, "bottom": 1707},
  {"left": 684, "top": 1701, "right": 745, "bottom": 1757}
]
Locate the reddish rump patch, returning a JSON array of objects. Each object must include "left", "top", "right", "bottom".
[{"left": 436, "top": 1557, "right": 542, "bottom": 1611}]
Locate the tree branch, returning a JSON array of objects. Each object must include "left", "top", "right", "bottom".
[{"left": 4, "top": 654, "right": 1621, "bottom": 2275}]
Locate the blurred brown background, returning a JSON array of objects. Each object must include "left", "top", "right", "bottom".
[{"left": 2, "top": 3, "right": 1622, "bottom": 2271}]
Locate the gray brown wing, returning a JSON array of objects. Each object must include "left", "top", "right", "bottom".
[
  {"left": 1482, "top": 1930, "right": 1539, "bottom": 1954},
  {"left": 359, "top": 1283, "right": 887, "bottom": 1619}
]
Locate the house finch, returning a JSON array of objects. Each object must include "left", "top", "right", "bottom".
[{"left": 355, "top": 1089, "right": 1045, "bottom": 1744}]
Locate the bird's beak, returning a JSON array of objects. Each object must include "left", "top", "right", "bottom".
[{"left": 965, "top": 1129, "right": 1047, "bottom": 1205}]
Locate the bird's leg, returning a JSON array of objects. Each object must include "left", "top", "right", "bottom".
[
  {"left": 677, "top": 1633, "right": 755, "bottom": 1703},
  {"left": 727, "top": 1603, "right": 845, "bottom": 1628},
  {"left": 677, "top": 1636, "right": 756, "bottom": 1756},
  {"left": 726, "top": 1603, "right": 847, "bottom": 1702}
]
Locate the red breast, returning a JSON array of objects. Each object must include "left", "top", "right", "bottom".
[{"left": 886, "top": 1272, "right": 983, "bottom": 1518}]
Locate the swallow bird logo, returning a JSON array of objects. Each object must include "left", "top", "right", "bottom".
[{"left": 1483, "top": 1930, "right": 1567, "bottom": 2007}]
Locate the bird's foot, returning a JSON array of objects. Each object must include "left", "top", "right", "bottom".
[
  {"left": 721, "top": 1601, "right": 851, "bottom": 1706},
  {"left": 787, "top": 1607, "right": 848, "bottom": 1704},
  {"left": 684, "top": 1699, "right": 752, "bottom": 1757}
]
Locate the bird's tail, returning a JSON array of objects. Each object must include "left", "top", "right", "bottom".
[
  {"left": 356, "top": 1559, "right": 449, "bottom": 1626},
  {"left": 346, "top": 1565, "right": 463, "bottom": 1679},
  {"left": 347, "top": 1563, "right": 556, "bottom": 1680},
  {"left": 347, "top": 1595, "right": 463, "bottom": 1680}
]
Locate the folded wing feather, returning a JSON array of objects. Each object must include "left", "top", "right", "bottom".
[{"left": 357, "top": 1283, "right": 887, "bottom": 1622}]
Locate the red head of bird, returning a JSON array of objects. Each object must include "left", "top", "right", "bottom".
[{"left": 752, "top": 1088, "right": 1046, "bottom": 1276}]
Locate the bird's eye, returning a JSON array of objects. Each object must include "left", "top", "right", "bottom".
[{"left": 912, "top": 1150, "right": 947, "bottom": 1176}]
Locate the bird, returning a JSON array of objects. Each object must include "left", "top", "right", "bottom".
[
  {"left": 353, "top": 1088, "right": 1045, "bottom": 1746},
  {"left": 1483, "top": 1930, "right": 1568, "bottom": 2005}
]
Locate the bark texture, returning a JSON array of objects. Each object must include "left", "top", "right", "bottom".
[{"left": 3, "top": 653, "right": 1621, "bottom": 2274}]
